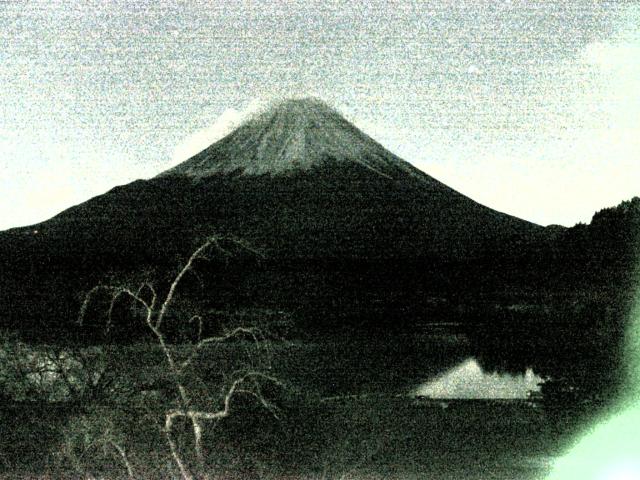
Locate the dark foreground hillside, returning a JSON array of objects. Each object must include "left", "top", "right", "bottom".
[{"left": 1, "top": 394, "right": 577, "bottom": 479}]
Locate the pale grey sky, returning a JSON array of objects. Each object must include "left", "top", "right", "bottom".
[{"left": 1, "top": 0, "right": 638, "bottom": 229}]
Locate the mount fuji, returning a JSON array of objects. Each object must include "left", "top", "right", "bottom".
[{"left": 0, "top": 98, "right": 545, "bottom": 338}]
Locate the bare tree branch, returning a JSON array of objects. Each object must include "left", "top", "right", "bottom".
[
  {"left": 155, "top": 237, "right": 219, "bottom": 331},
  {"left": 179, "top": 326, "right": 263, "bottom": 372},
  {"left": 75, "top": 236, "right": 281, "bottom": 480}
]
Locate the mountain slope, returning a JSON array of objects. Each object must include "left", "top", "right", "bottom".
[{"left": 0, "top": 98, "right": 545, "bottom": 338}]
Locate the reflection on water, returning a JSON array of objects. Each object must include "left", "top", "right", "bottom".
[{"left": 412, "top": 357, "right": 543, "bottom": 399}]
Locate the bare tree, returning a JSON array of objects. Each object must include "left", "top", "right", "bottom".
[
  {"left": 78, "top": 237, "right": 283, "bottom": 480},
  {"left": 0, "top": 332, "right": 114, "bottom": 403}
]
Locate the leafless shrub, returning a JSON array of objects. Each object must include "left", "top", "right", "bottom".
[{"left": 76, "top": 237, "right": 284, "bottom": 480}]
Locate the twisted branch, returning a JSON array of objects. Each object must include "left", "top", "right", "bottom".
[{"left": 77, "top": 236, "right": 279, "bottom": 480}]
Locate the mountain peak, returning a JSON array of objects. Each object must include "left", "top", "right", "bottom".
[
  {"left": 161, "top": 97, "right": 415, "bottom": 178},
  {"left": 267, "top": 96, "right": 338, "bottom": 119}
]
